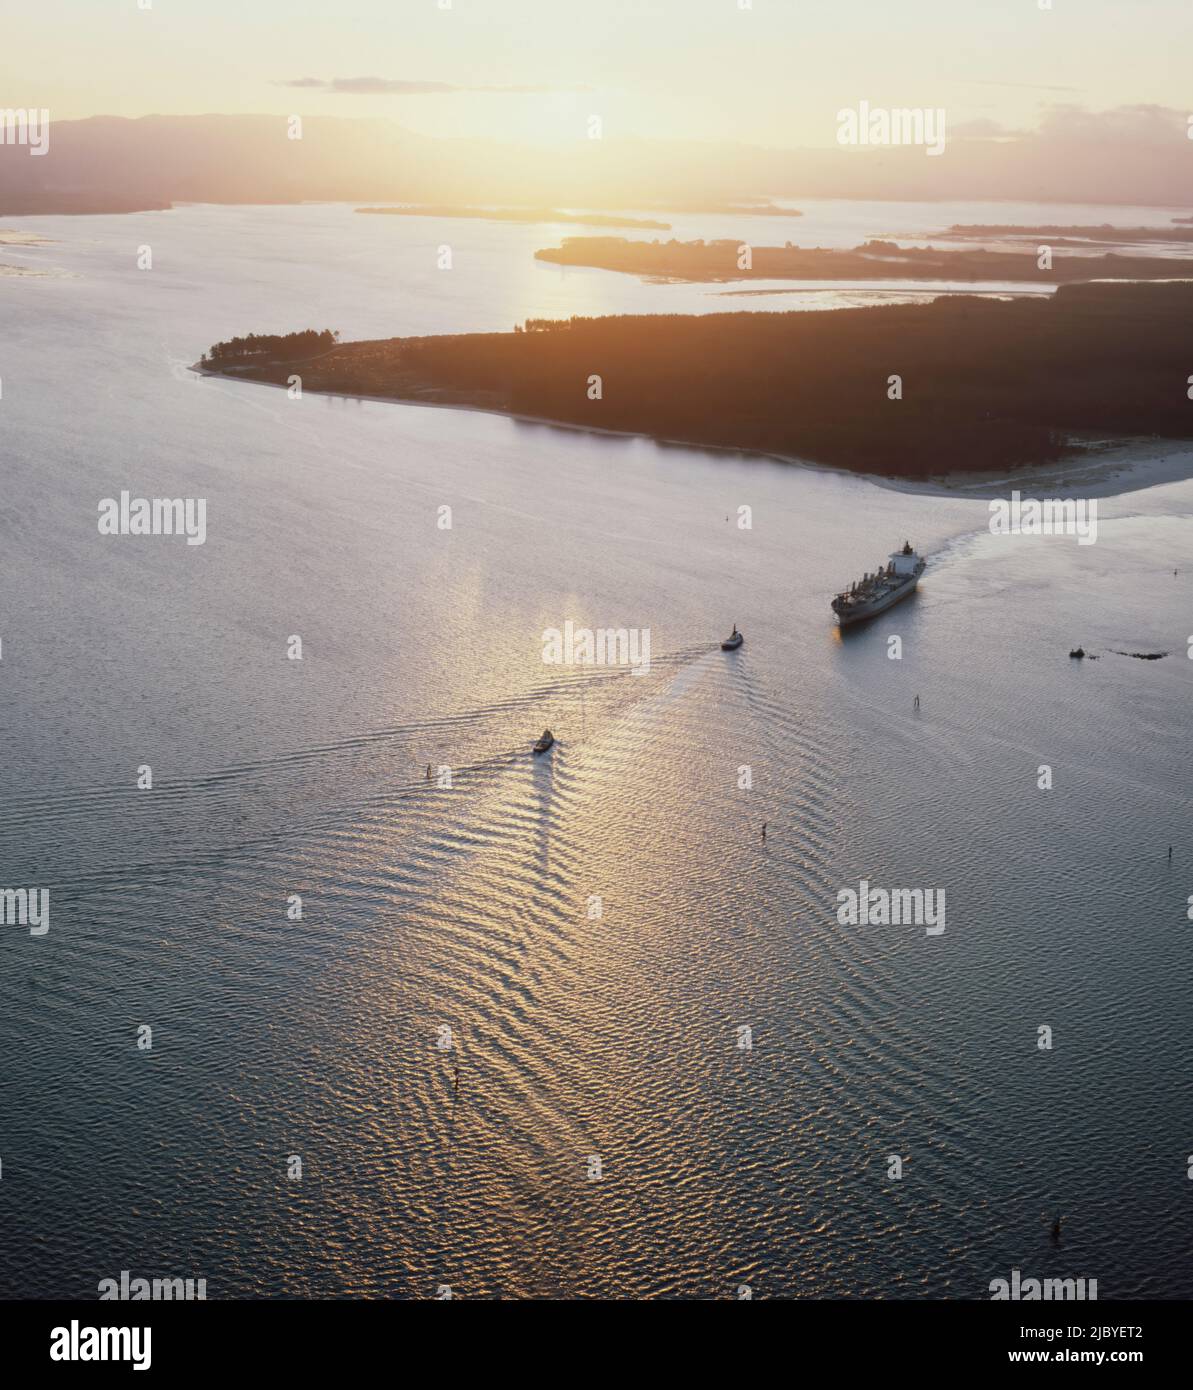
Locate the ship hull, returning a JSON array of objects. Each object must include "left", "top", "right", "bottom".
[{"left": 834, "top": 574, "right": 921, "bottom": 626}]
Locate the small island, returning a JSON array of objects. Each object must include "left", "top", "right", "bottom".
[
  {"left": 357, "top": 205, "right": 671, "bottom": 230},
  {"left": 197, "top": 281, "right": 1193, "bottom": 480},
  {"left": 533, "top": 235, "right": 1193, "bottom": 284},
  {"left": 936, "top": 223, "right": 1193, "bottom": 247},
  {"left": 631, "top": 200, "right": 801, "bottom": 217},
  {"left": 0, "top": 193, "right": 173, "bottom": 215},
  {"left": 356, "top": 201, "right": 800, "bottom": 228}
]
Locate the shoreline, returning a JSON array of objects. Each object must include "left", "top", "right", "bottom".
[
  {"left": 534, "top": 235, "right": 1193, "bottom": 287},
  {"left": 192, "top": 362, "right": 1193, "bottom": 501},
  {"left": 868, "top": 437, "right": 1193, "bottom": 500}
]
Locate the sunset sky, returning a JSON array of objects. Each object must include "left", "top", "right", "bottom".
[{"left": 10, "top": 0, "right": 1193, "bottom": 145}]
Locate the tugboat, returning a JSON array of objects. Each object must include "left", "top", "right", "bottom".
[
  {"left": 832, "top": 541, "right": 926, "bottom": 626},
  {"left": 721, "top": 625, "right": 744, "bottom": 651},
  {"left": 1069, "top": 646, "right": 1086, "bottom": 659},
  {"left": 533, "top": 728, "right": 555, "bottom": 754}
]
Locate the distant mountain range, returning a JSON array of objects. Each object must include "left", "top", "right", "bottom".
[{"left": 1, "top": 110, "right": 1190, "bottom": 214}]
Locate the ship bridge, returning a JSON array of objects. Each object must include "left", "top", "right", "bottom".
[{"left": 889, "top": 542, "right": 920, "bottom": 577}]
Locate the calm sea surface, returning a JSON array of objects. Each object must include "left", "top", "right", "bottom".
[{"left": 1, "top": 200, "right": 1191, "bottom": 1298}]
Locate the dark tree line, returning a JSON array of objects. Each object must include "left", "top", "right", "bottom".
[
  {"left": 204, "top": 282, "right": 1193, "bottom": 478},
  {"left": 391, "top": 283, "right": 1193, "bottom": 476},
  {"left": 203, "top": 329, "right": 339, "bottom": 364}
]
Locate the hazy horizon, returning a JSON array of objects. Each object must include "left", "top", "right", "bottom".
[
  {"left": 12, "top": 0, "right": 1193, "bottom": 145},
  {"left": 5, "top": 0, "right": 1193, "bottom": 207},
  {"left": 4, "top": 105, "right": 1193, "bottom": 210}
]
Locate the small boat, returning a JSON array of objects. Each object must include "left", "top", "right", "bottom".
[
  {"left": 533, "top": 728, "right": 555, "bottom": 754},
  {"left": 721, "top": 626, "right": 744, "bottom": 651},
  {"left": 1069, "top": 646, "right": 1086, "bottom": 659}
]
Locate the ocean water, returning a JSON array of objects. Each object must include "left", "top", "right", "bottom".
[{"left": 1, "top": 202, "right": 1191, "bottom": 1299}]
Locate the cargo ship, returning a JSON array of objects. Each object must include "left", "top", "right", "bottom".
[{"left": 832, "top": 541, "right": 926, "bottom": 626}]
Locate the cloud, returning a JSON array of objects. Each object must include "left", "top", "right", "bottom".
[
  {"left": 278, "top": 76, "right": 589, "bottom": 96},
  {"left": 963, "top": 79, "right": 1081, "bottom": 94},
  {"left": 950, "top": 103, "right": 1187, "bottom": 149},
  {"left": 1034, "top": 101, "right": 1183, "bottom": 140},
  {"left": 951, "top": 118, "right": 1025, "bottom": 139}
]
